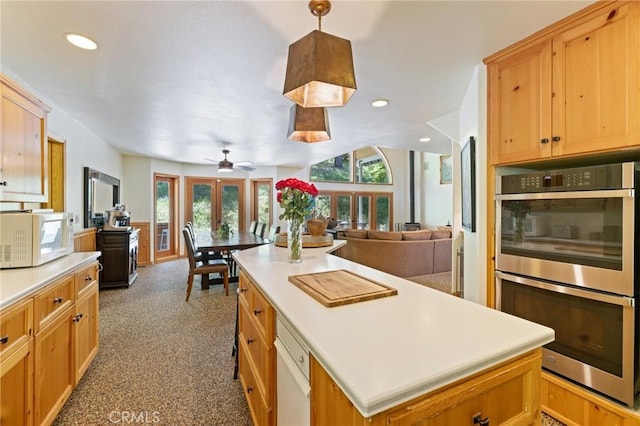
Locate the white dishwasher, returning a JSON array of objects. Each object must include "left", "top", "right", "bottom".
[{"left": 275, "top": 315, "right": 310, "bottom": 426}]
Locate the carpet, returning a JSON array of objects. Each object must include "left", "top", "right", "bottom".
[
  {"left": 53, "top": 259, "right": 252, "bottom": 425},
  {"left": 406, "top": 271, "right": 453, "bottom": 294}
]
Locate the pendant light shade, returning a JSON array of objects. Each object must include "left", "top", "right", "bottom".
[
  {"left": 283, "top": 0, "right": 356, "bottom": 108},
  {"left": 287, "top": 103, "right": 331, "bottom": 143},
  {"left": 283, "top": 30, "right": 356, "bottom": 108}
]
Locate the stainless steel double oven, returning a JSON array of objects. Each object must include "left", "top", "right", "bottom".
[{"left": 495, "top": 162, "right": 639, "bottom": 406}]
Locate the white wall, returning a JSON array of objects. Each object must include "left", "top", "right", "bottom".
[
  {"left": 457, "top": 65, "right": 488, "bottom": 305},
  {"left": 419, "top": 152, "right": 453, "bottom": 229}
]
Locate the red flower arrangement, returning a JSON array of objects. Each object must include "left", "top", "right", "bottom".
[{"left": 275, "top": 178, "right": 318, "bottom": 221}]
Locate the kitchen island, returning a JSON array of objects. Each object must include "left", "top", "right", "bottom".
[{"left": 233, "top": 241, "right": 554, "bottom": 424}]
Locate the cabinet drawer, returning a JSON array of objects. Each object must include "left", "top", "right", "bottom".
[
  {"left": 238, "top": 274, "right": 252, "bottom": 310},
  {"left": 240, "top": 304, "right": 272, "bottom": 397},
  {"left": 251, "top": 285, "right": 274, "bottom": 345},
  {"left": 34, "top": 275, "right": 74, "bottom": 333},
  {"left": 74, "top": 262, "right": 99, "bottom": 298},
  {"left": 238, "top": 341, "right": 270, "bottom": 426},
  {"left": 0, "top": 298, "right": 33, "bottom": 361}
]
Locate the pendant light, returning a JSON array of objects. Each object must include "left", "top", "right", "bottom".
[
  {"left": 287, "top": 104, "right": 331, "bottom": 143},
  {"left": 283, "top": 0, "right": 356, "bottom": 108}
]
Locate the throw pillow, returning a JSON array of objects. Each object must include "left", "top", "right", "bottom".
[
  {"left": 402, "top": 230, "right": 432, "bottom": 240},
  {"left": 431, "top": 230, "right": 451, "bottom": 240},
  {"left": 368, "top": 230, "right": 402, "bottom": 240}
]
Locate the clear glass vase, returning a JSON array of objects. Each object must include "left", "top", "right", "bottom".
[{"left": 288, "top": 217, "right": 303, "bottom": 263}]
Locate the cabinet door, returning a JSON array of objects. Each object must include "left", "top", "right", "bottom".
[
  {"left": 34, "top": 307, "right": 73, "bottom": 426},
  {"left": 73, "top": 284, "right": 99, "bottom": 384},
  {"left": 552, "top": 3, "right": 640, "bottom": 157},
  {"left": 97, "top": 233, "right": 130, "bottom": 287},
  {"left": 488, "top": 40, "right": 552, "bottom": 165},
  {"left": 0, "top": 340, "right": 34, "bottom": 426},
  {"left": 0, "top": 77, "right": 49, "bottom": 203}
]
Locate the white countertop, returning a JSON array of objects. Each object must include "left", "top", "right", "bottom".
[
  {"left": 233, "top": 242, "right": 554, "bottom": 417},
  {"left": 0, "top": 252, "right": 101, "bottom": 309}
]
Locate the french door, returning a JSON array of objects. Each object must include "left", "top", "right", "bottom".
[
  {"left": 318, "top": 191, "right": 392, "bottom": 230},
  {"left": 185, "top": 177, "right": 245, "bottom": 240},
  {"left": 154, "top": 173, "right": 179, "bottom": 262}
]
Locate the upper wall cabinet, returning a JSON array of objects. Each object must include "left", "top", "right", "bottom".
[
  {"left": 486, "top": 2, "right": 640, "bottom": 165},
  {"left": 1, "top": 74, "right": 51, "bottom": 202}
]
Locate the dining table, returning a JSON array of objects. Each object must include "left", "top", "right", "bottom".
[{"left": 196, "top": 231, "right": 268, "bottom": 288}]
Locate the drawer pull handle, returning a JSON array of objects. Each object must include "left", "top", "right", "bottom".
[
  {"left": 247, "top": 386, "right": 253, "bottom": 393},
  {"left": 253, "top": 309, "right": 261, "bottom": 316},
  {"left": 473, "top": 414, "right": 489, "bottom": 426},
  {"left": 298, "top": 356, "right": 304, "bottom": 364},
  {"left": 247, "top": 338, "right": 254, "bottom": 345},
  {"left": 53, "top": 297, "right": 63, "bottom": 304},
  {"left": 0, "top": 335, "right": 8, "bottom": 344},
  {"left": 73, "top": 313, "right": 83, "bottom": 323},
  {"left": 540, "top": 138, "right": 549, "bottom": 144},
  {"left": 552, "top": 136, "right": 561, "bottom": 142},
  {"left": 239, "top": 287, "right": 247, "bottom": 293},
  {"left": 85, "top": 275, "right": 92, "bottom": 281}
]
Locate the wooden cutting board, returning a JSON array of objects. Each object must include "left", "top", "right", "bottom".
[{"left": 288, "top": 269, "right": 397, "bottom": 307}]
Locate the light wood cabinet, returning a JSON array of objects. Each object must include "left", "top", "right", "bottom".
[
  {"left": 1, "top": 339, "right": 34, "bottom": 426},
  {"left": 238, "top": 271, "right": 275, "bottom": 425},
  {"left": 73, "top": 263, "right": 99, "bottom": 384},
  {"left": 541, "top": 372, "right": 640, "bottom": 426},
  {"left": 0, "top": 298, "right": 34, "bottom": 426},
  {"left": 311, "top": 349, "right": 542, "bottom": 426},
  {"left": 34, "top": 305, "right": 74, "bottom": 426},
  {"left": 486, "top": 1, "right": 640, "bottom": 165},
  {"left": 0, "top": 74, "right": 51, "bottom": 202},
  {"left": 1, "top": 260, "right": 100, "bottom": 426},
  {"left": 131, "top": 222, "right": 151, "bottom": 266}
]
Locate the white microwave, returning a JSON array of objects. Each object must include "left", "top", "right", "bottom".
[{"left": 0, "top": 211, "right": 75, "bottom": 268}]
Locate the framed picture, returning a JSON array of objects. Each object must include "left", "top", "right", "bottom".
[
  {"left": 439, "top": 155, "right": 452, "bottom": 184},
  {"left": 461, "top": 136, "right": 476, "bottom": 232}
]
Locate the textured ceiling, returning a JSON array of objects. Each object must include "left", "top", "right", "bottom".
[{"left": 1, "top": 1, "right": 593, "bottom": 168}]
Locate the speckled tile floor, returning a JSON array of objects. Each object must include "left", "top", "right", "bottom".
[
  {"left": 53, "top": 259, "right": 567, "bottom": 425},
  {"left": 53, "top": 259, "right": 252, "bottom": 425}
]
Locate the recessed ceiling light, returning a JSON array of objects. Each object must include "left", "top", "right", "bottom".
[
  {"left": 64, "top": 33, "right": 98, "bottom": 50},
  {"left": 371, "top": 99, "right": 389, "bottom": 108},
  {"left": 419, "top": 137, "right": 431, "bottom": 142}
]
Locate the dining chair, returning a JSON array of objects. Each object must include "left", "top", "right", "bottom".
[
  {"left": 255, "top": 222, "right": 267, "bottom": 238},
  {"left": 248, "top": 220, "right": 257, "bottom": 234},
  {"left": 267, "top": 224, "right": 280, "bottom": 242},
  {"left": 182, "top": 228, "right": 229, "bottom": 300}
]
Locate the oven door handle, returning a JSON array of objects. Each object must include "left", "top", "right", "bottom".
[
  {"left": 495, "top": 189, "right": 633, "bottom": 201},
  {"left": 495, "top": 271, "right": 635, "bottom": 307}
]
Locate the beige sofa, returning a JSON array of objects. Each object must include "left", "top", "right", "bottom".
[{"left": 335, "top": 229, "right": 452, "bottom": 278}]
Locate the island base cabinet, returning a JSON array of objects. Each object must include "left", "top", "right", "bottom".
[
  {"left": 34, "top": 307, "right": 74, "bottom": 426},
  {"left": 0, "top": 340, "right": 34, "bottom": 426},
  {"left": 311, "top": 348, "right": 542, "bottom": 426}
]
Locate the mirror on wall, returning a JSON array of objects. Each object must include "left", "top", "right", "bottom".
[{"left": 83, "top": 167, "right": 120, "bottom": 228}]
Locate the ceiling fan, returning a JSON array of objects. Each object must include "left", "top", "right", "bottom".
[{"left": 205, "top": 149, "right": 256, "bottom": 172}]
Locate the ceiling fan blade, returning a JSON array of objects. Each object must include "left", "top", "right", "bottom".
[
  {"left": 236, "top": 164, "right": 256, "bottom": 171},
  {"left": 203, "top": 158, "right": 217, "bottom": 163}
]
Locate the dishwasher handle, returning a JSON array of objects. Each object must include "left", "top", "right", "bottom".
[{"left": 275, "top": 338, "right": 310, "bottom": 398}]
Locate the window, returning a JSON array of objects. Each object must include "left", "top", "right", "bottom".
[
  {"left": 310, "top": 153, "right": 351, "bottom": 182},
  {"left": 251, "top": 179, "right": 272, "bottom": 226},
  {"left": 310, "top": 146, "right": 391, "bottom": 184}
]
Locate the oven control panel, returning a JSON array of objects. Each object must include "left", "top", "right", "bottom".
[{"left": 499, "top": 163, "right": 628, "bottom": 194}]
